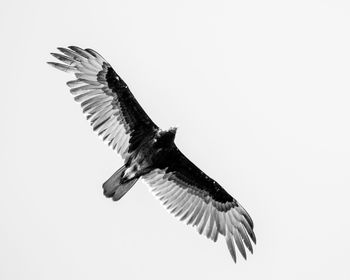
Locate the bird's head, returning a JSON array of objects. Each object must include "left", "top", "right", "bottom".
[
  {"left": 168, "top": 126, "right": 178, "bottom": 136},
  {"left": 155, "top": 127, "right": 178, "bottom": 148},
  {"left": 167, "top": 126, "right": 178, "bottom": 144}
]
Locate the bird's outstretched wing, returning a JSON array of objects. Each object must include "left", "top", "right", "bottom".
[
  {"left": 48, "top": 46, "right": 158, "bottom": 160},
  {"left": 142, "top": 146, "right": 256, "bottom": 262}
]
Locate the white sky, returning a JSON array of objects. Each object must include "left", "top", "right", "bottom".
[{"left": 1, "top": 0, "right": 350, "bottom": 279}]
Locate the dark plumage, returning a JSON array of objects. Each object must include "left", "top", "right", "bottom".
[{"left": 48, "top": 46, "right": 256, "bottom": 262}]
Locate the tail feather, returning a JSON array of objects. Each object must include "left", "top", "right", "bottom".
[{"left": 103, "top": 166, "right": 138, "bottom": 201}]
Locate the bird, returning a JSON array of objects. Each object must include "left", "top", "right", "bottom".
[{"left": 48, "top": 46, "right": 256, "bottom": 262}]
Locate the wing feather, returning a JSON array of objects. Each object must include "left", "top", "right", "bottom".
[
  {"left": 197, "top": 204, "right": 211, "bottom": 235},
  {"left": 206, "top": 205, "right": 215, "bottom": 239},
  {"left": 180, "top": 196, "right": 198, "bottom": 221},
  {"left": 49, "top": 46, "right": 158, "bottom": 160},
  {"left": 143, "top": 147, "right": 256, "bottom": 262},
  {"left": 225, "top": 233, "right": 237, "bottom": 262},
  {"left": 187, "top": 199, "right": 203, "bottom": 225},
  {"left": 211, "top": 222, "right": 219, "bottom": 242}
]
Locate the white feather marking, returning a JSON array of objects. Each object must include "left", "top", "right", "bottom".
[
  {"left": 172, "top": 193, "right": 191, "bottom": 216},
  {"left": 111, "top": 129, "right": 123, "bottom": 149},
  {"left": 238, "top": 223, "right": 253, "bottom": 253},
  {"left": 88, "top": 58, "right": 103, "bottom": 71},
  {"left": 166, "top": 189, "right": 186, "bottom": 210},
  {"left": 86, "top": 48, "right": 105, "bottom": 65},
  {"left": 51, "top": 53, "right": 76, "bottom": 65},
  {"left": 197, "top": 203, "right": 211, "bottom": 235},
  {"left": 97, "top": 117, "right": 116, "bottom": 135},
  {"left": 226, "top": 211, "right": 239, "bottom": 235},
  {"left": 147, "top": 173, "right": 165, "bottom": 185},
  {"left": 193, "top": 202, "right": 206, "bottom": 227},
  {"left": 187, "top": 199, "right": 204, "bottom": 225},
  {"left": 71, "top": 85, "right": 102, "bottom": 95},
  {"left": 82, "top": 99, "right": 111, "bottom": 114},
  {"left": 75, "top": 64, "right": 97, "bottom": 75},
  {"left": 105, "top": 126, "right": 121, "bottom": 145},
  {"left": 119, "top": 136, "right": 130, "bottom": 156},
  {"left": 75, "top": 73, "right": 98, "bottom": 81},
  {"left": 58, "top": 47, "right": 84, "bottom": 61},
  {"left": 216, "top": 209, "right": 226, "bottom": 236},
  {"left": 93, "top": 110, "right": 114, "bottom": 130},
  {"left": 179, "top": 196, "right": 197, "bottom": 221},
  {"left": 233, "top": 228, "right": 246, "bottom": 259},
  {"left": 80, "top": 59, "right": 101, "bottom": 72},
  {"left": 225, "top": 232, "right": 237, "bottom": 262},
  {"left": 102, "top": 120, "right": 118, "bottom": 138},
  {"left": 81, "top": 95, "right": 108, "bottom": 110},
  {"left": 153, "top": 184, "right": 171, "bottom": 196},
  {"left": 78, "top": 78, "right": 103, "bottom": 86},
  {"left": 67, "top": 79, "right": 84, "bottom": 88},
  {"left": 158, "top": 184, "right": 181, "bottom": 202},
  {"left": 116, "top": 133, "right": 128, "bottom": 154},
  {"left": 47, "top": 62, "right": 77, "bottom": 72},
  {"left": 89, "top": 106, "right": 112, "bottom": 123},
  {"left": 161, "top": 186, "right": 183, "bottom": 203},
  {"left": 163, "top": 187, "right": 183, "bottom": 206},
  {"left": 74, "top": 90, "right": 101, "bottom": 102},
  {"left": 206, "top": 205, "right": 215, "bottom": 238},
  {"left": 211, "top": 222, "right": 219, "bottom": 242}
]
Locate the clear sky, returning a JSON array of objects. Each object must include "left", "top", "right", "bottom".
[{"left": 1, "top": 1, "right": 350, "bottom": 279}]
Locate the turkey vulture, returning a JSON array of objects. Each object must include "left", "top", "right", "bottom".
[{"left": 48, "top": 46, "right": 256, "bottom": 262}]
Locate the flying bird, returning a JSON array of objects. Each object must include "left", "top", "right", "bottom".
[{"left": 48, "top": 46, "right": 256, "bottom": 262}]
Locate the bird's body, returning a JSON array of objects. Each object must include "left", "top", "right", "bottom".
[
  {"left": 113, "top": 128, "right": 177, "bottom": 187},
  {"left": 48, "top": 46, "right": 256, "bottom": 262}
]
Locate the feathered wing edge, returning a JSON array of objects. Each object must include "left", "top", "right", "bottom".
[
  {"left": 48, "top": 46, "right": 146, "bottom": 159},
  {"left": 143, "top": 169, "right": 256, "bottom": 262}
]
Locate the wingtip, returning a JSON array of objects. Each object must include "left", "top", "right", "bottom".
[
  {"left": 103, "top": 188, "right": 113, "bottom": 198},
  {"left": 225, "top": 234, "right": 237, "bottom": 263},
  {"left": 46, "top": 61, "right": 58, "bottom": 68},
  {"left": 67, "top": 46, "right": 92, "bottom": 59},
  {"left": 231, "top": 255, "right": 237, "bottom": 263},
  {"left": 247, "top": 245, "right": 254, "bottom": 255},
  {"left": 47, "top": 61, "right": 76, "bottom": 72},
  {"left": 251, "top": 231, "right": 257, "bottom": 244}
]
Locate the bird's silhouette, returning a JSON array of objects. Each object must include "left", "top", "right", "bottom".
[{"left": 48, "top": 46, "right": 256, "bottom": 262}]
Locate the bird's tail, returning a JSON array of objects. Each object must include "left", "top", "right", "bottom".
[{"left": 103, "top": 166, "right": 138, "bottom": 201}]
